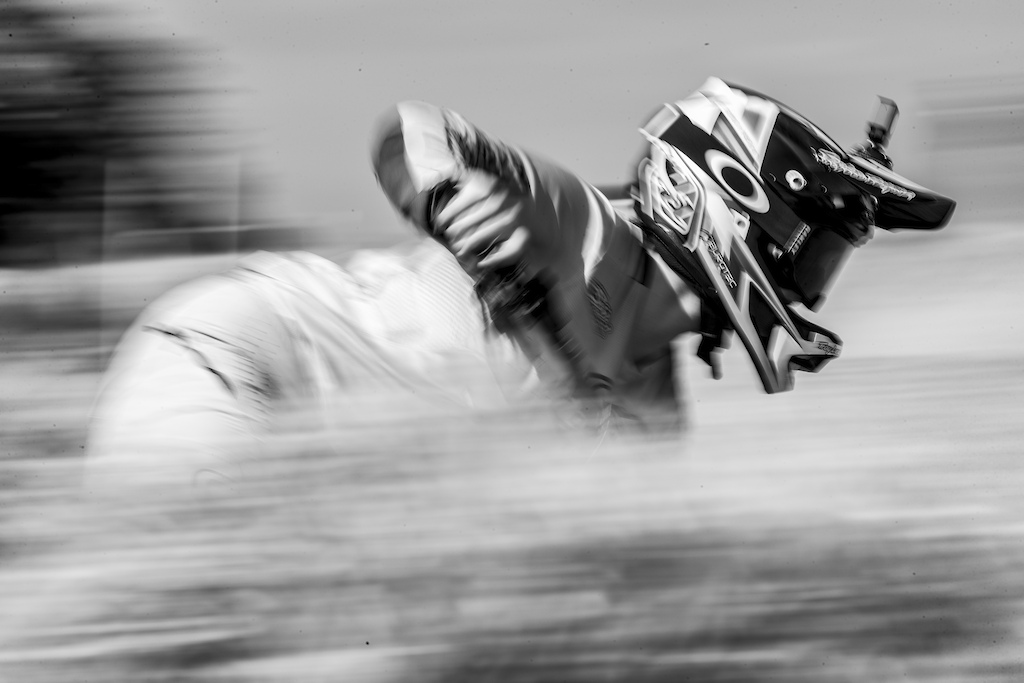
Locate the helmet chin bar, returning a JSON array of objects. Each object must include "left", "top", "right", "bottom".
[{"left": 692, "top": 194, "right": 843, "bottom": 393}]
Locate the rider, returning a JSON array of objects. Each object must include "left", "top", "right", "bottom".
[
  {"left": 85, "top": 96, "right": 702, "bottom": 496},
  {"left": 371, "top": 100, "right": 705, "bottom": 425},
  {"left": 87, "top": 77, "right": 953, "bottom": 495}
]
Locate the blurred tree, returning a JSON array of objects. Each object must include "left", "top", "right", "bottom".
[{"left": 0, "top": 0, "right": 238, "bottom": 265}]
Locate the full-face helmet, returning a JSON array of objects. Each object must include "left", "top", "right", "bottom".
[{"left": 633, "top": 77, "right": 955, "bottom": 392}]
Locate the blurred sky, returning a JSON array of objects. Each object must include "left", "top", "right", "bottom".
[{"left": 72, "top": 0, "right": 1023, "bottom": 241}]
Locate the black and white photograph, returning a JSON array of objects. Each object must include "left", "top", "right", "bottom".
[{"left": 1, "top": 1, "right": 1022, "bottom": 680}]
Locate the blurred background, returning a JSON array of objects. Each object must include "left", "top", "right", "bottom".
[{"left": 1, "top": 0, "right": 1023, "bottom": 681}]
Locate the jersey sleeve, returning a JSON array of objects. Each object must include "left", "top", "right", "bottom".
[{"left": 371, "top": 101, "right": 613, "bottom": 276}]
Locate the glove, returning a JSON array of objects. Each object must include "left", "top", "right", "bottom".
[{"left": 431, "top": 171, "right": 535, "bottom": 277}]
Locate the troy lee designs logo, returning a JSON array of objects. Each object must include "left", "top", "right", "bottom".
[
  {"left": 816, "top": 340, "right": 840, "bottom": 355},
  {"left": 813, "top": 149, "right": 917, "bottom": 200}
]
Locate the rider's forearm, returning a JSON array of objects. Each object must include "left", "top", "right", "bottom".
[{"left": 371, "top": 101, "right": 595, "bottom": 272}]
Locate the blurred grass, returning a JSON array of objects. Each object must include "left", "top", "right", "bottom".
[{"left": 1, "top": 227, "right": 1023, "bottom": 682}]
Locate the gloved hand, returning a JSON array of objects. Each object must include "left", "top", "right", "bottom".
[
  {"left": 372, "top": 101, "right": 562, "bottom": 280},
  {"left": 432, "top": 171, "right": 534, "bottom": 277}
]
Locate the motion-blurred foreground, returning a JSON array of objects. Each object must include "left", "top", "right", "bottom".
[{"left": 2, "top": 222, "right": 1024, "bottom": 682}]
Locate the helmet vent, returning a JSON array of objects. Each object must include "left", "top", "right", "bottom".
[
  {"left": 663, "top": 162, "right": 700, "bottom": 233},
  {"left": 785, "top": 170, "right": 807, "bottom": 191}
]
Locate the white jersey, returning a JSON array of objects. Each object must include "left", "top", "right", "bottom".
[
  {"left": 234, "top": 243, "right": 539, "bottom": 407},
  {"left": 232, "top": 242, "right": 681, "bottom": 422}
]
